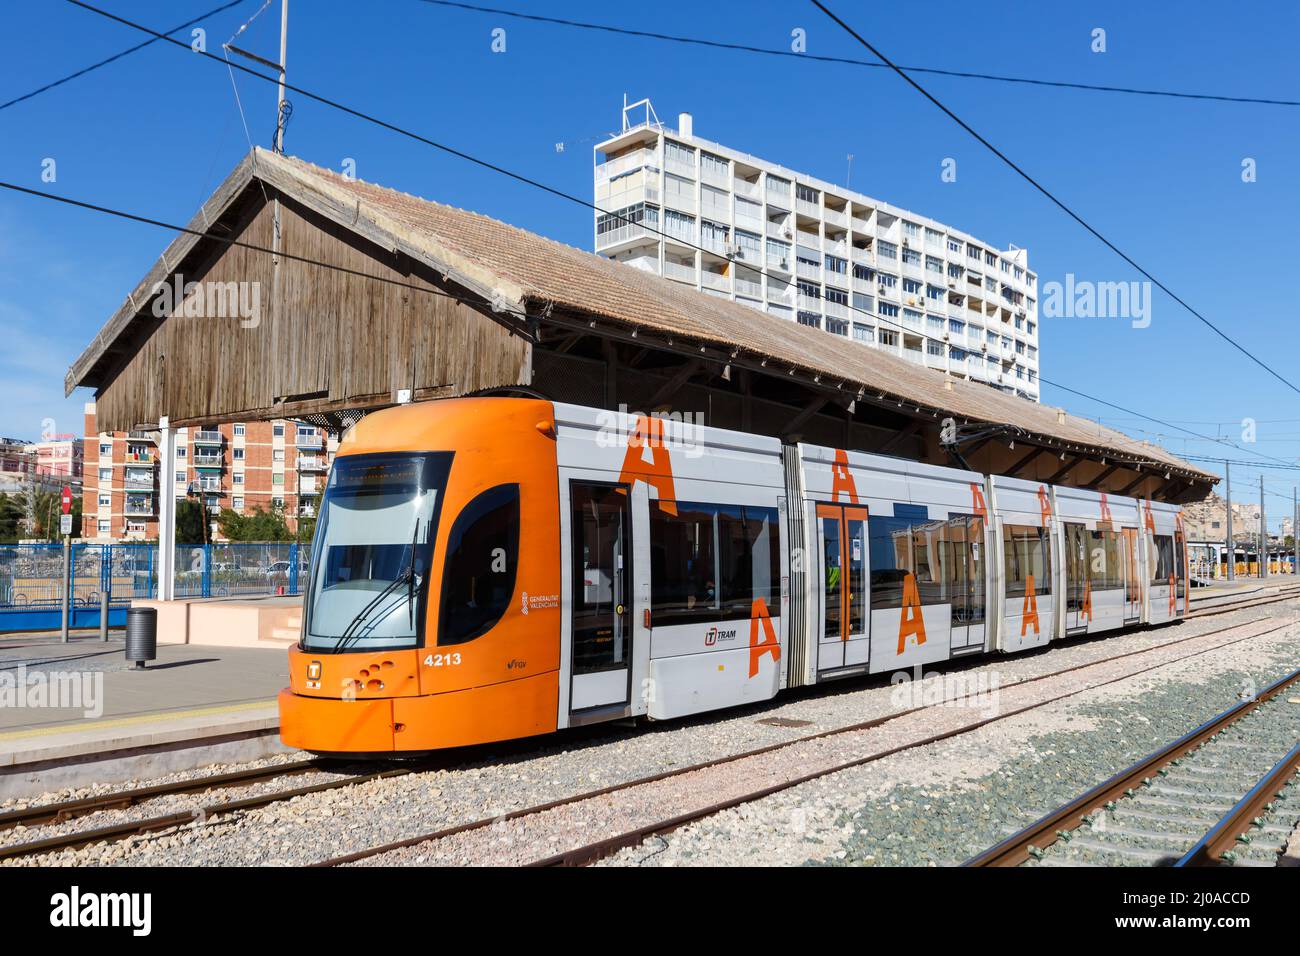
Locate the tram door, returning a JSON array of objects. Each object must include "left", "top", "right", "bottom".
[
  {"left": 1121, "top": 527, "right": 1141, "bottom": 624},
  {"left": 569, "top": 482, "right": 633, "bottom": 711},
  {"left": 1063, "top": 522, "right": 1089, "bottom": 633},
  {"left": 816, "top": 503, "right": 869, "bottom": 671}
]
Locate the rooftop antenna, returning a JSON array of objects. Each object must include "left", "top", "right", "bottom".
[
  {"left": 621, "top": 94, "right": 661, "bottom": 133},
  {"left": 846, "top": 153, "right": 854, "bottom": 189},
  {"left": 223, "top": 0, "right": 290, "bottom": 153}
]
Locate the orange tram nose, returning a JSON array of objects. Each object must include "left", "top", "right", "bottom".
[{"left": 278, "top": 398, "right": 563, "bottom": 755}]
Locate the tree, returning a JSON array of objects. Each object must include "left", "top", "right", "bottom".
[
  {"left": 0, "top": 494, "right": 23, "bottom": 543},
  {"left": 217, "top": 504, "right": 292, "bottom": 542},
  {"left": 176, "top": 498, "right": 208, "bottom": 545}
]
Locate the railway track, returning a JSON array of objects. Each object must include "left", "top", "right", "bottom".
[
  {"left": 964, "top": 666, "right": 1300, "bottom": 868},
  {"left": 4, "top": 603, "right": 1296, "bottom": 866},
  {"left": 316, "top": 614, "right": 1297, "bottom": 868},
  {"left": 1190, "top": 582, "right": 1300, "bottom": 618}
]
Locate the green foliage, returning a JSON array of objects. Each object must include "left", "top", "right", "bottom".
[
  {"left": 0, "top": 493, "right": 24, "bottom": 543},
  {"left": 176, "top": 498, "right": 208, "bottom": 545},
  {"left": 217, "top": 503, "right": 292, "bottom": 542}
]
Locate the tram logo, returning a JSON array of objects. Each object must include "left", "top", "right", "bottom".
[{"left": 705, "top": 625, "right": 737, "bottom": 646}]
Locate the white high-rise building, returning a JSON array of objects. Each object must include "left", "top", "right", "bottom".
[{"left": 593, "top": 101, "right": 1041, "bottom": 401}]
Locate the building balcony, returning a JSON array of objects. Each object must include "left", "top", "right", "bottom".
[
  {"left": 124, "top": 497, "right": 154, "bottom": 516},
  {"left": 734, "top": 212, "right": 764, "bottom": 235},
  {"left": 733, "top": 178, "right": 761, "bottom": 201},
  {"left": 664, "top": 156, "right": 696, "bottom": 178},
  {"left": 596, "top": 221, "right": 659, "bottom": 252},
  {"left": 298, "top": 504, "right": 317, "bottom": 518},
  {"left": 796, "top": 260, "right": 821, "bottom": 281},
  {"left": 765, "top": 185, "right": 791, "bottom": 209},
  {"left": 700, "top": 166, "right": 730, "bottom": 189},
  {"left": 662, "top": 258, "right": 696, "bottom": 284},
  {"left": 796, "top": 198, "right": 821, "bottom": 218},
  {"left": 823, "top": 207, "right": 848, "bottom": 228},
  {"left": 731, "top": 245, "right": 764, "bottom": 267},
  {"left": 735, "top": 275, "right": 763, "bottom": 299},
  {"left": 701, "top": 270, "right": 730, "bottom": 292},
  {"left": 297, "top": 455, "right": 328, "bottom": 471},
  {"left": 123, "top": 474, "right": 154, "bottom": 491},
  {"left": 192, "top": 430, "right": 222, "bottom": 445},
  {"left": 825, "top": 239, "right": 848, "bottom": 258},
  {"left": 767, "top": 284, "right": 794, "bottom": 306},
  {"left": 823, "top": 299, "right": 850, "bottom": 320},
  {"left": 700, "top": 234, "right": 729, "bottom": 256},
  {"left": 595, "top": 149, "right": 658, "bottom": 181},
  {"left": 797, "top": 293, "right": 823, "bottom": 313},
  {"left": 124, "top": 449, "right": 154, "bottom": 464},
  {"left": 127, "top": 430, "right": 156, "bottom": 443},
  {"left": 193, "top": 453, "right": 224, "bottom": 469},
  {"left": 766, "top": 253, "right": 793, "bottom": 274}
]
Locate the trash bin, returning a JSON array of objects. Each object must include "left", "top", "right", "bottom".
[{"left": 125, "top": 606, "right": 157, "bottom": 670}]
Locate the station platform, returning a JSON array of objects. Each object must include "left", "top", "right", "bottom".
[
  {"left": 132, "top": 594, "right": 304, "bottom": 648},
  {"left": 0, "top": 631, "right": 291, "bottom": 800}
]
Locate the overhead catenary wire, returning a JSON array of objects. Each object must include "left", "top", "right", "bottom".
[
  {"left": 46, "top": 1, "right": 1284, "bottom": 478},
  {"left": 809, "top": 0, "right": 1300, "bottom": 399},
  {"left": 0, "top": 0, "right": 250, "bottom": 113},
  {"left": 0, "top": 180, "right": 536, "bottom": 334},
  {"left": 415, "top": 0, "right": 1300, "bottom": 109}
]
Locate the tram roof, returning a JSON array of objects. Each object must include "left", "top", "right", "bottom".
[{"left": 66, "top": 148, "right": 1214, "bottom": 487}]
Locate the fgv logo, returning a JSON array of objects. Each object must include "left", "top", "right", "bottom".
[{"left": 520, "top": 590, "right": 529, "bottom": 616}]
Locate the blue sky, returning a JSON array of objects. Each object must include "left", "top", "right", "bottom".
[{"left": 2, "top": 1, "right": 1298, "bottom": 523}]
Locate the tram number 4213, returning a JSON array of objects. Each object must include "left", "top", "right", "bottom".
[{"left": 424, "top": 653, "right": 463, "bottom": 667}]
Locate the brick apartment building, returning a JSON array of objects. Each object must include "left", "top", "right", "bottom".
[{"left": 82, "top": 402, "right": 336, "bottom": 542}]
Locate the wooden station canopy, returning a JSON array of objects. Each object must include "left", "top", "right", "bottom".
[{"left": 67, "top": 148, "right": 1215, "bottom": 504}]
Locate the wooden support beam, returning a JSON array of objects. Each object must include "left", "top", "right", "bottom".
[
  {"left": 1006, "top": 446, "right": 1048, "bottom": 477},
  {"left": 1046, "top": 455, "right": 1082, "bottom": 484},
  {"left": 644, "top": 358, "right": 701, "bottom": 410},
  {"left": 1085, "top": 462, "right": 1123, "bottom": 490},
  {"left": 877, "top": 419, "right": 924, "bottom": 455},
  {"left": 603, "top": 338, "right": 618, "bottom": 408},
  {"left": 781, "top": 397, "right": 830, "bottom": 438},
  {"left": 1119, "top": 472, "right": 1150, "bottom": 496}
]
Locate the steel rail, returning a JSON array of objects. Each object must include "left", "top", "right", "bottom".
[
  {"left": 964, "top": 665, "right": 1300, "bottom": 867},
  {"left": 316, "top": 617, "right": 1293, "bottom": 867},
  {"left": 6, "top": 595, "right": 1294, "bottom": 864},
  {"left": 0, "top": 758, "right": 325, "bottom": 832},
  {"left": 1177, "top": 740, "right": 1300, "bottom": 867}
]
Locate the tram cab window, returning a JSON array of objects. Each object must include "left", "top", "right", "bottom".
[
  {"left": 650, "top": 502, "right": 780, "bottom": 626},
  {"left": 439, "top": 484, "right": 520, "bottom": 645},
  {"left": 1150, "top": 534, "right": 1175, "bottom": 583},
  {"left": 1003, "top": 524, "right": 1052, "bottom": 598}
]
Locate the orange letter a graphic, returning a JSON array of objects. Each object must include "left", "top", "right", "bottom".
[
  {"left": 618, "top": 414, "right": 676, "bottom": 515},
  {"left": 1021, "top": 573, "right": 1040, "bottom": 637},
  {"left": 748, "top": 598, "right": 780, "bottom": 677},
  {"left": 897, "top": 572, "right": 927, "bottom": 654},
  {"left": 831, "top": 449, "right": 859, "bottom": 504}
]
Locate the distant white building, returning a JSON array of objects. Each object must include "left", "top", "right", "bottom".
[{"left": 593, "top": 100, "right": 1041, "bottom": 401}]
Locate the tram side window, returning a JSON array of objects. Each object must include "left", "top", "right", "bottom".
[
  {"left": 871, "top": 514, "right": 983, "bottom": 619},
  {"left": 1151, "top": 533, "right": 1175, "bottom": 584},
  {"left": 1089, "top": 529, "right": 1124, "bottom": 590},
  {"left": 438, "top": 484, "right": 520, "bottom": 645},
  {"left": 650, "top": 502, "right": 780, "bottom": 625},
  {"left": 1004, "top": 524, "right": 1052, "bottom": 598}
]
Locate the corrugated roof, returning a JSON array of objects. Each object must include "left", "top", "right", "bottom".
[{"left": 69, "top": 148, "right": 1214, "bottom": 483}]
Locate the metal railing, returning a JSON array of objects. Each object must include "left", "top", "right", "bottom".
[{"left": 0, "top": 542, "right": 314, "bottom": 630}]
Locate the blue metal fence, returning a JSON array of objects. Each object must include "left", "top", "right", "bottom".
[{"left": 0, "top": 542, "right": 310, "bottom": 632}]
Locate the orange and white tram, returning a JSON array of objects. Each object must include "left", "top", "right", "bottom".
[{"left": 278, "top": 398, "right": 1189, "bottom": 755}]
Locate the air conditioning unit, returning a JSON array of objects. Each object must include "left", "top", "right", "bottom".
[
  {"left": 947, "top": 281, "right": 956, "bottom": 289},
  {"left": 878, "top": 285, "right": 888, "bottom": 295},
  {"left": 779, "top": 258, "right": 789, "bottom": 270},
  {"left": 781, "top": 226, "right": 794, "bottom": 239}
]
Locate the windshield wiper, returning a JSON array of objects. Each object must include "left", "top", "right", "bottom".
[{"left": 332, "top": 521, "right": 424, "bottom": 654}]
